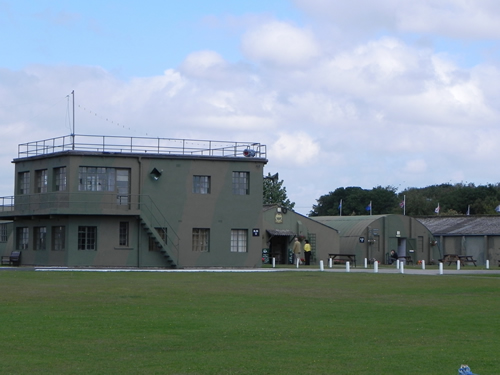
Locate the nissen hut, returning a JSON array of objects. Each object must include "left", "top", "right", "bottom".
[{"left": 311, "top": 214, "right": 437, "bottom": 264}]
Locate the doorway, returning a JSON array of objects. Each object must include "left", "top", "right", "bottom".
[{"left": 269, "top": 236, "right": 291, "bottom": 264}]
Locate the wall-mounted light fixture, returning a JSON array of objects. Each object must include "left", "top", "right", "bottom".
[{"left": 150, "top": 168, "right": 162, "bottom": 181}]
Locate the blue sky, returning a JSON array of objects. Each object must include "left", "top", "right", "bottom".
[
  {"left": 2, "top": 0, "right": 500, "bottom": 214},
  {"left": 1, "top": 0, "right": 302, "bottom": 77}
]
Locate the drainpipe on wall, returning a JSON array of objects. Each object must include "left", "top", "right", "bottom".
[{"left": 136, "top": 156, "right": 142, "bottom": 268}]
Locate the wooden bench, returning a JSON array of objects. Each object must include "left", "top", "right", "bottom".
[
  {"left": 1, "top": 255, "right": 10, "bottom": 265},
  {"left": 328, "top": 253, "right": 356, "bottom": 267}
]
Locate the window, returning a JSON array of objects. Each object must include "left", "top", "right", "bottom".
[
  {"left": 231, "top": 229, "right": 248, "bottom": 253},
  {"left": 52, "top": 226, "right": 65, "bottom": 251},
  {"left": 116, "top": 169, "right": 130, "bottom": 205},
  {"left": 35, "top": 169, "right": 48, "bottom": 193},
  {"left": 0, "top": 224, "right": 7, "bottom": 242},
  {"left": 119, "top": 222, "right": 129, "bottom": 247},
  {"left": 192, "top": 228, "right": 209, "bottom": 252},
  {"left": 18, "top": 172, "right": 30, "bottom": 195},
  {"left": 54, "top": 167, "right": 67, "bottom": 191},
  {"left": 16, "top": 227, "right": 29, "bottom": 250},
  {"left": 149, "top": 227, "right": 167, "bottom": 251},
  {"left": 78, "top": 226, "right": 97, "bottom": 250},
  {"left": 78, "top": 167, "right": 116, "bottom": 191},
  {"left": 34, "top": 227, "right": 47, "bottom": 250},
  {"left": 232, "top": 172, "right": 249, "bottom": 195},
  {"left": 193, "top": 175, "right": 211, "bottom": 194}
]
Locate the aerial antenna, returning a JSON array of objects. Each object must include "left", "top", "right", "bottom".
[{"left": 71, "top": 90, "right": 75, "bottom": 150}]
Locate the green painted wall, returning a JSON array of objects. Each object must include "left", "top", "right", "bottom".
[{"left": 4, "top": 150, "right": 266, "bottom": 268}]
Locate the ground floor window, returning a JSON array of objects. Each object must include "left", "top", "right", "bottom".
[
  {"left": 52, "top": 226, "right": 65, "bottom": 251},
  {"left": 149, "top": 227, "right": 167, "bottom": 251},
  {"left": 192, "top": 228, "right": 209, "bottom": 252},
  {"left": 16, "top": 227, "right": 29, "bottom": 250},
  {"left": 78, "top": 226, "right": 97, "bottom": 250},
  {"left": 119, "top": 222, "right": 129, "bottom": 247},
  {"left": 34, "top": 227, "right": 47, "bottom": 250},
  {"left": 0, "top": 224, "right": 7, "bottom": 242},
  {"left": 231, "top": 229, "right": 248, "bottom": 253}
]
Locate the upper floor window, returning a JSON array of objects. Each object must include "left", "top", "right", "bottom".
[
  {"left": 231, "top": 229, "right": 248, "bottom": 253},
  {"left": 54, "top": 167, "right": 67, "bottom": 191},
  {"left": 18, "top": 171, "right": 30, "bottom": 195},
  {"left": 78, "top": 167, "right": 116, "bottom": 191},
  {"left": 232, "top": 172, "right": 249, "bottom": 195},
  {"left": 35, "top": 169, "right": 48, "bottom": 193},
  {"left": 193, "top": 176, "right": 211, "bottom": 194}
]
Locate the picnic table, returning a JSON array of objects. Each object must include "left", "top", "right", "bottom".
[
  {"left": 439, "top": 254, "right": 477, "bottom": 266},
  {"left": 328, "top": 253, "right": 356, "bottom": 267},
  {"left": 458, "top": 255, "right": 477, "bottom": 266},
  {"left": 398, "top": 256, "right": 413, "bottom": 265}
]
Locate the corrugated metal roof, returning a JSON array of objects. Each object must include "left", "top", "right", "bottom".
[
  {"left": 312, "top": 215, "right": 385, "bottom": 236},
  {"left": 417, "top": 216, "right": 500, "bottom": 235}
]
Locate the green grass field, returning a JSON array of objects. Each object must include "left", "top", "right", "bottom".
[{"left": 0, "top": 270, "right": 498, "bottom": 374}]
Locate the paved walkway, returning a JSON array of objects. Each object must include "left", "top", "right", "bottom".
[{"left": 2, "top": 265, "right": 500, "bottom": 276}]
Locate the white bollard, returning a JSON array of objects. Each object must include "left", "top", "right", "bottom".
[
  {"left": 346, "top": 261, "right": 350, "bottom": 272},
  {"left": 272, "top": 257, "right": 276, "bottom": 268},
  {"left": 457, "top": 260, "right": 460, "bottom": 271},
  {"left": 364, "top": 258, "right": 368, "bottom": 269},
  {"left": 329, "top": 258, "right": 332, "bottom": 268},
  {"left": 486, "top": 260, "right": 490, "bottom": 269},
  {"left": 396, "top": 259, "right": 400, "bottom": 269},
  {"left": 421, "top": 260, "right": 425, "bottom": 270},
  {"left": 320, "top": 260, "right": 324, "bottom": 271},
  {"left": 439, "top": 262, "right": 443, "bottom": 275},
  {"left": 400, "top": 262, "right": 405, "bottom": 274},
  {"left": 374, "top": 261, "right": 379, "bottom": 273}
]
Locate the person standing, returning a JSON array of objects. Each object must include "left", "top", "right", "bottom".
[
  {"left": 292, "top": 237, "right": 301, "bottom": 265},
  {"left": 303, "top": 240, "right": 312, "bottom": 265}
]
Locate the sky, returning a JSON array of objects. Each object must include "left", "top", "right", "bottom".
[{"left": 2, "top": 0, "right": 500, "bottom": 215}]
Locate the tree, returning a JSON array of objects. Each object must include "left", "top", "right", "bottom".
[
  {"left": 263, "top": 173, "right": 295, "bottom": 210},
  {"left": 310, "top": 186, "right": 397, "bottom": 216}
]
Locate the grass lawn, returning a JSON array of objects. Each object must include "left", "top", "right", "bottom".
[{"left": 0, "top": 270, "right": 498, "bottom": 374}]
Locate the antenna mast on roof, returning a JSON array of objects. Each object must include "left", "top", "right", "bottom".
[{"left": 71, "top": 90, "right": 75, "bottom": 150}]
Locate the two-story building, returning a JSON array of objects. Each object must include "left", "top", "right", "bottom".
[{"left": 0, "top": 134, "right": 267, "bottom": 268}]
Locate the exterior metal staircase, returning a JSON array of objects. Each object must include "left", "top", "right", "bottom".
[
  {"left": 139, "top": 195, "right": 180, "bottom": 268},
  {"left": 139, "top": 215, "right": 179, "bottom": 268}
]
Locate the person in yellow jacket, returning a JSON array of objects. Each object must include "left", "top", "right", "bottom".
[{"left": 304, "top": 240, "right": 312, "bottom": 265}]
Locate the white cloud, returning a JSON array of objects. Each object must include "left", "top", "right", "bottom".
[
  {"left": 241, "top": 21, "right": 320, "bottom": 67},
  {"left": 269, "top": 132, "right": 320, "bottom": 167},
  {"left": 3, "top": 1, "right": 500, "bottom": 214}
]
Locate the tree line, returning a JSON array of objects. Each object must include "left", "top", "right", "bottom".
[{"left": 309, "top": 183, "right": 500, "bottom": 216}]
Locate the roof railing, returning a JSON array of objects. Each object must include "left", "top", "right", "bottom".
[{"left": 17, "top": 134, "right": 267, "bottom": 159}]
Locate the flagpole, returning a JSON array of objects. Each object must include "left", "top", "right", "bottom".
[
  {"left": 403, "top": 195, "right": 406, "bottom": 216},
  {"left": 370, "top": 201, "right": 372, "bottom": 216}
]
